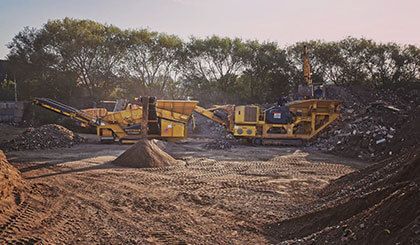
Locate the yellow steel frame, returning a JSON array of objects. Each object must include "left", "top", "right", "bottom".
[
  {"left": 228, "top": 99, "right": 340, "bottom": 140},
  {"left": 36, "top": 102, "right": 92, "bottom": 127},
  {"left": 96, "top": 100, "right": 198, "bottom": 142}
]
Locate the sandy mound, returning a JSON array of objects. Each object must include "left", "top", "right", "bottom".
[
  {"left": 266, "top": 149, "right": 420, "bottom": 244},
  {"left": 2, "top": 124, "right": 85, "bottom": 151},
  {"left": 113, "top": 139, "right": 178, "bottom": 168},
  {"left": 0, "top": 150, "right": 25, "bottom": 214}
]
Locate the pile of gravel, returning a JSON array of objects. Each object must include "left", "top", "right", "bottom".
[
  {"left": 2, "top": 124, "right": 85, "bottom": 151},
  {"left": 113, "top": 139, "right": 179, "bottom": 168},
  {"left": 190, "top": 113, "right": 233, "bottom": 139},
  {"left": 311, "top": 85, "right": 419, "bottom": 161},
  {"left": 204, "top": 139, "right": 232, "bottom": 150}
]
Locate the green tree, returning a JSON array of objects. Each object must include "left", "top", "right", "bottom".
[
  {"left": 7, "top": 26, "right": 78, "bottom": 101},
  {"left": 122, "top": 30, "right": 183, "bottom": 98},
  {"left": 399, "top": 45, "right": 420, "bottom": 82},
  {"left": 238, "top": 41, "right": 292, "bottom": 103},
  {"left": 5, "top": 18, "right": 419, "bottom": 106},
  {"left": 43, "top": 18, "right": 128, "bottom": 101},
  {"left": 337, "top": 37, "right": 373, "bottom": 85},
  {"left": 180, "top": 36, "right": 249, "bottom": 103}
]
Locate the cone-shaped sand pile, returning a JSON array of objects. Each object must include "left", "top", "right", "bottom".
[{"left": 113, "top": 139, "right": 178, "bottom": 168}]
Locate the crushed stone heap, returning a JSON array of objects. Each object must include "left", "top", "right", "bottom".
[
  {"left": 190, "top": 113, "right": 233, "bottom": 139},
  {"left": 2, "top": 124, "right": 85, "bottom": 151},
  {"left": 312, "top": 85, "right": 419, "bottom": 161},
  {"left": 204, "top": 139, "right": 232, "bottom": 150},
  {"left": 113, "top": 139, "right": 178, "bottom": 168}
]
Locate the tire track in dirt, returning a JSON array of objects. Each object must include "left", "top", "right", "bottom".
[
  {"left": 0, "top": 199, "right": 43, "bottom": 244},
  {"left": 4, "top": 144, "right": 356, "bottom": 244},
  {"left": 27, "top": 176, "right": 150, "bottom": 243}
]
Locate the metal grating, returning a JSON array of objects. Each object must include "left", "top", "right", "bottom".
[{"left": 244, "top": 106, "right": 257, "bottom": 122}]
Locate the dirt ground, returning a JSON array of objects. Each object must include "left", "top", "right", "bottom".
[{"left": 1, "top": 136, "right": 362, "bottom": 244}]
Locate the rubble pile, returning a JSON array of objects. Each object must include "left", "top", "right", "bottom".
[
  {"left": 204, "top": 139, "right": 233, "bottom": 150},
  {"left": 267, "top": 148, "right": 420, "bottom": 244},
  {"left": 191, "top": 113, "right": 233, "bottom": 139},
  {"left": 312, "top": 85, "right": 419, "bottom": 161},
  {"left": 2, "top": 124, "right": 85, "bottom": 151}
]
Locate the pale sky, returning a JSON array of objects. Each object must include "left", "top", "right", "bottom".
[{"left": 0, "top": 0, "right": 419, "bottom": 58}]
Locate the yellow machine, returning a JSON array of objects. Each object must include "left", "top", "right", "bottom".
[
  {"left": 97, "top": 99, "right": 198, "bottom": 143},
  {"left": 191, "top": 45, "right": 341, "bottom": 145},
  {"left": 34, "top": 97, "right": 340, "bottom": 145},
  {"left": 33, "top": 97, "right": 198, "bottom": 143},
  {"left": 34, "top": 47, "right": 340, "bottom": 145},
  {"left": 194, "top": 100, "right": 340, "bottom": 145}
]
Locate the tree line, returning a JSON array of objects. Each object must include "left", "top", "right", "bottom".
[{"left": 2, "top": 18, "right": 419, "bottom": 106}]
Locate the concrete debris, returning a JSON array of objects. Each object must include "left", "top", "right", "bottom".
[
  {"left": 204, "top": 139, "right": 232, "bottom": 150},
  {"left": 385, "top": 105, "right": 400, "bottom": 112},
  {"left": 376, "top": 139, "right": 386, "bottom": 144},
  {"left": 191, "top": 112, "right": 233, "bottom": 139},
  {"left": 1, "top": 124, "right": 85, "bottom": 151},
  {"left": 312, "top": 85, "right": 419, "bottom": 161}
]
